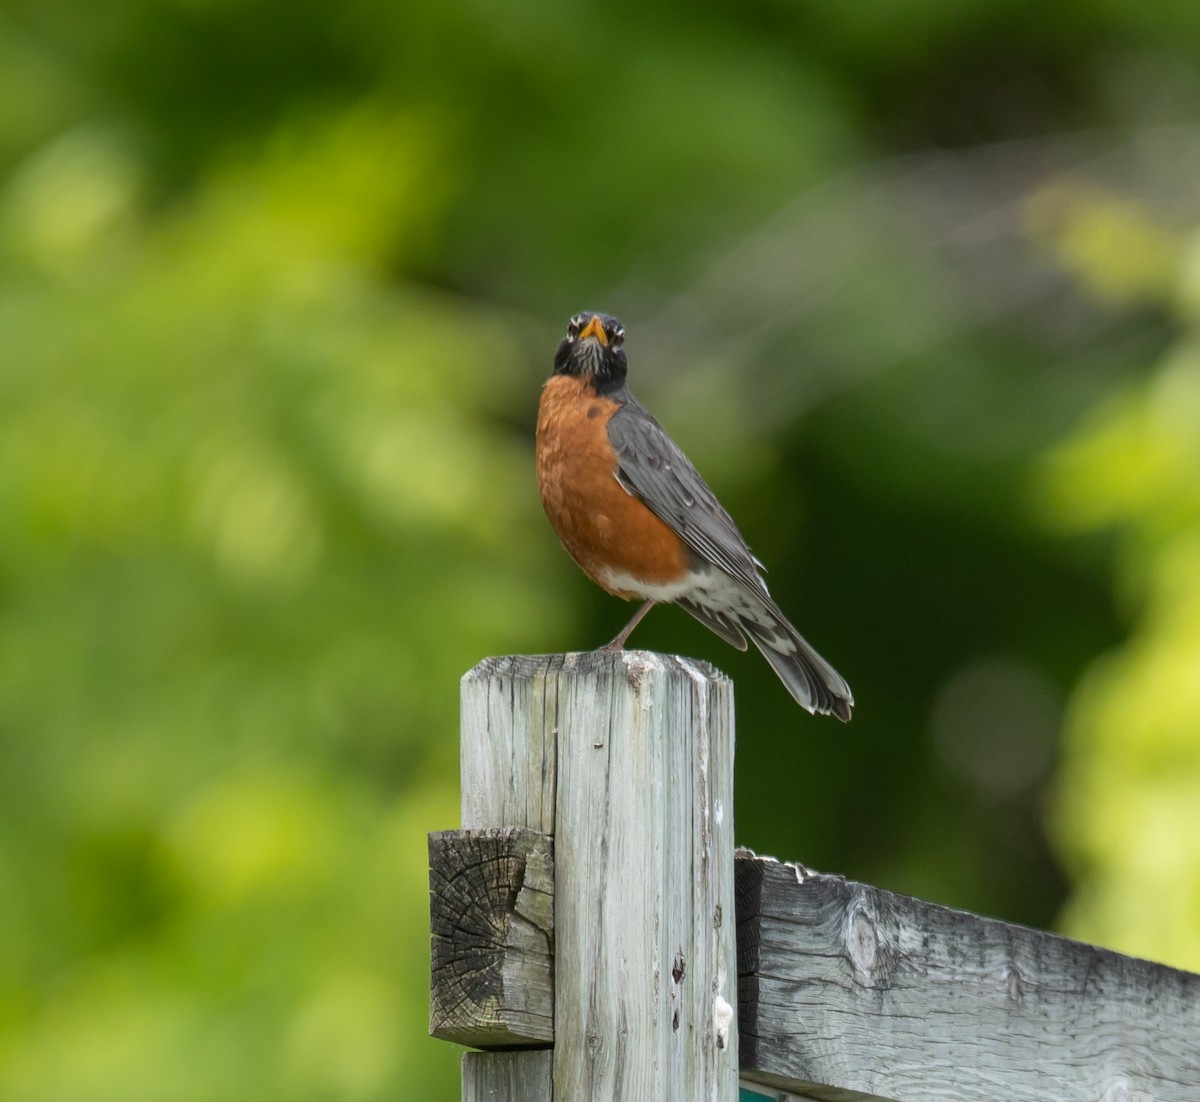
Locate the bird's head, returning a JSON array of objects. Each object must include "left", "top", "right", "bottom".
[{"left": 553, "top": 312, "right": 627, "bottom": 393}]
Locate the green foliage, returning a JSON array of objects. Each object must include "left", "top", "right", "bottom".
[
  {"left": 0, "top": 95, "right": 561, "bottom": 1100},
  {"left": 1036, "top": 183, "right": 1200, "bottom": 968},
  {"left": 3, "top": 0, "right": 1200, "bottom": 1097}
]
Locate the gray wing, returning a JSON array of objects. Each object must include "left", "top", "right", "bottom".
[
  {"left": 605, "top": 395, "right": 769, "bottom": 598},
  {"left": 607, "top": 394, "right": 854, "bottom": 721}
]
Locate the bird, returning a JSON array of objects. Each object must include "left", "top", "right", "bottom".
[{"left": 536, "top": 311, "right": 853, "bottom": 721}]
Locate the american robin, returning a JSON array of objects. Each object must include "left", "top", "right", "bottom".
[{"left": 536, "top": 311, "right": 853, "bottom": 721}]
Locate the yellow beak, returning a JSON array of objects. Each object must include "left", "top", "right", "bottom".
[{"left": 579, "top": 315, "right": 608, "bottom": 346}]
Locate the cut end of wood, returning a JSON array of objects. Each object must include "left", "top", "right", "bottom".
[
  {"left": 462, "top": 650, "right": 731, "bottom": 689},
  {"left": 429, "top": 828, "right": 555, "bottom": 1048}
]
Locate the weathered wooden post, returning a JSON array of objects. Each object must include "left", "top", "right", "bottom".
[{"left": 430, "top": 651, "right": 738, "bottom": 1101}]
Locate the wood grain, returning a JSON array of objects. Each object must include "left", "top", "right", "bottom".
[
  {"left": 428, "top": 827, "right": 554, "bottom": 1046},
  {"left": 462, "top": 1050, "right": 551, "bottom": 1102},
  {"left": 457, "top": 651, "right": 740, "bottom": 1101},
  {"left": 737, "top": 851, "right": 1200, "bottom": 1102}
]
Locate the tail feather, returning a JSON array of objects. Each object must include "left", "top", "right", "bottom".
[
  {"left": 739, "top": 611, "right": 853, "bottom": 722},
  {"left": 676, "top": 597, "right": 749, "bottom": 652}
]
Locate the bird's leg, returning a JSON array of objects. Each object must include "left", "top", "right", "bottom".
[{"left": 597, "top": 600, "right": 656, "bottom": 652}]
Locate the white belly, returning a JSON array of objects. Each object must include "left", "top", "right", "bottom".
[{"left": 595, "top": 566, "right": 703, "bottom": 603}]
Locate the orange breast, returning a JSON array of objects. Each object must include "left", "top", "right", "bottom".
[{"left": 536, "top": 375, "right": 689, "bottom": 598}]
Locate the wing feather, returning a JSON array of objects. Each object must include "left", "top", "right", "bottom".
[{"left": 606, "top": 395, "right": 769, "bottom": 598}]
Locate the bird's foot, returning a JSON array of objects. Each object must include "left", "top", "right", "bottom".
[{"left": 595, "top": 599, "right": 656, "bottom": 652}]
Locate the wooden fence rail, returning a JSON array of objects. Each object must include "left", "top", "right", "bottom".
[{"left": 429, "top": 653, "right": 1200, "bottom": 1102}]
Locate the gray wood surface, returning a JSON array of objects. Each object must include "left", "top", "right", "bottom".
[
  {"left": 736, "top": 851, "right": 1200, "bottom": 1102},
  {"left": 429, "top": 827, "right": 554, "bottom": 1046},
  {"left": 462, "top": 1050, "right": 551, "bottom": 1102},
  {"left": 458, "top": 651, "right": 740, "bottom": 1101}
]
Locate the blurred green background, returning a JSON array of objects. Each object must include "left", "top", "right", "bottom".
[{"left": 3, "top": 0, "right": 1200, "bottom": 1097}]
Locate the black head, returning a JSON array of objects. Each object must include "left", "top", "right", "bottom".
[{"left": 553, "top": 311, "right": 627, "bottom": 394}]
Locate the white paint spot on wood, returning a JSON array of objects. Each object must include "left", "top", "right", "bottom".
[{"left": 714, "top": 994, "right": 733, "bottom": 1050}]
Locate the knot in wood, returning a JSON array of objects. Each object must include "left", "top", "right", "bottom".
[
  {"left": 1104, "top": 1078, "right": 1130, "bottom": 1102},
  {"left": 846, "top": 902, "right": 879, "bottom": 979},
  {"left": 672, "top": 949, "right": 686, "bottom": 985}
]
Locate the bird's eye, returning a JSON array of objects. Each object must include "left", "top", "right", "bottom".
[
  {"left": 566, "top": 314, "right": 587, "bottom": 339},
  {"left": 610, "top": 326, "right": 625, "bottom": 347}
]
